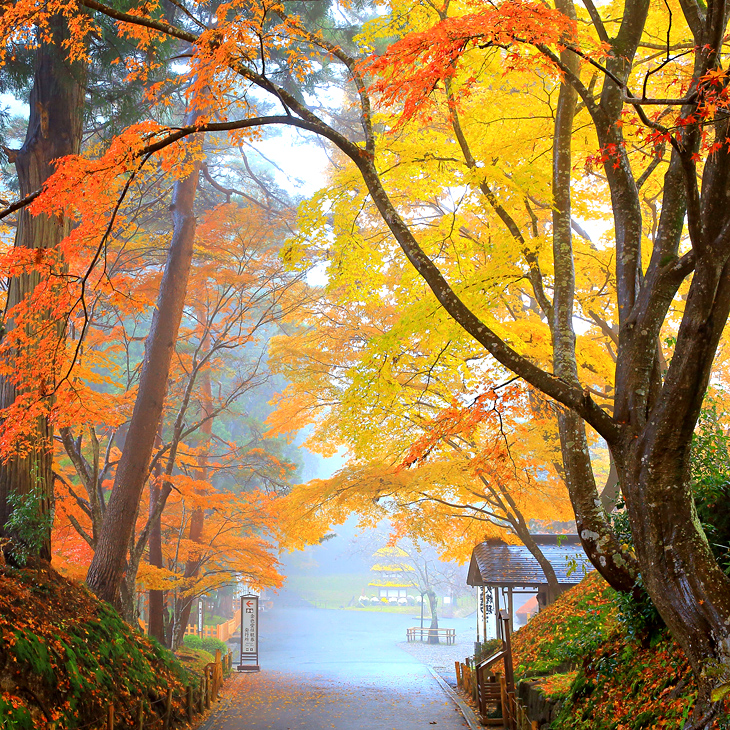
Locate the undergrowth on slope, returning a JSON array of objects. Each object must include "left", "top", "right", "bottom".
[
  {"left": 509, "top": 572, "right": 729, "bottom": 729},
  {"left": 0, "top": 566, "right": 196, "bottom": 729}
]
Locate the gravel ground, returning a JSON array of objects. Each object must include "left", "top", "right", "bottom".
[{"left": 397, "top": 629, "right": 478, "bottom": 686}]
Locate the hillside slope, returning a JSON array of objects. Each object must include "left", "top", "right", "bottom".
[
  {"left": 510, "top": 572, "right": 728, "bottom": 729},
  {"left": 0, "top": 565, "right": 196, "bottom": 729}
]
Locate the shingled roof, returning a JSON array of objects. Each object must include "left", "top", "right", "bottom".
[{"left": 466, "top": 535, "right": 593, "bottom": 588}]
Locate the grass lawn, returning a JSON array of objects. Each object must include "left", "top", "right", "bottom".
[
  {"left": 282, "top": 572, "right": 475, "bottom": 616},
  {"left": 283, "top": 572, "right": 373, "bottom": 608}
]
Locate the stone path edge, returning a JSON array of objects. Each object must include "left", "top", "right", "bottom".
[{"left": 427, "top": 666, "right": 482, "bottom": 730}]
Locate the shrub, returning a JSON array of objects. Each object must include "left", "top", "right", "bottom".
[
  {"left": 183, "top": 634, "right": 202, "bottom": 650},
  {"left": 476, "top": 638, "right": 502, "bottom": 661},
  {"left": 5, "top": 483, "right": 54, "bottom": 566},
  {"left": 201, "top": 636, "right": 228, "bottom": 656}
]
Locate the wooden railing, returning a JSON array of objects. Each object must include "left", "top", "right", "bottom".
[
  {"left": 406, "top": 627, "right": 456, "bottom": 644},
  {"left": 139, "top": 607, "right": 241, "bottom": 642},
  {"left": 103, "top": 649, "right": 233, "bottom": 729},
  {"left": 455, "top": 610, "right": 537, "bottom": 730}
]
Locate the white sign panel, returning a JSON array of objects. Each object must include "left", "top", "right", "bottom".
[{"left": 241, "top": 595, "right": 258, "bottom": 657}]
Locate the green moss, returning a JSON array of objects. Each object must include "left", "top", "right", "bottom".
[
  {"left": 0, "top": 567, "right": 200, "bottom": 729},
  {"left": 0, "top": 698, "right": 35, "bottom": 730},
  {"left": 513, "top": 573, "right": 618, "bottom": 677}
]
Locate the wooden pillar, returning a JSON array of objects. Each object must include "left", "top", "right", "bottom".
[
  {"left": 163, "top": 688, "right": 172, "bottom": 730},
  {"left": 507, "top": 586, "right": 514, "bottom": 634},
  {"left": 494, "top": 587, "right": 501, "bottom": 641},
  {"left": 482, "top": 586, "right": 487, "bottom": 640},
  {"left": 476, "top": 587, "right": 480, "bottom": 643}
]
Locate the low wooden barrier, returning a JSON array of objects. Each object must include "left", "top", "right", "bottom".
[
  {"left": 139, "top": 607, "right": 242, "bottom": 641},
  {"left": 406, "top": 627, "right": 456, "bottom": 644},
  {"left": 455, "top": 611, "right": 538, "bottom": 730},
  {"left": 102, "top": 650, "right": 233, "bottom": 730}
]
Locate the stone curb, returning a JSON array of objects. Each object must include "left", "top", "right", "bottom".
[{"left": 427, "top": 666, "right": 482, "bottom": 730}]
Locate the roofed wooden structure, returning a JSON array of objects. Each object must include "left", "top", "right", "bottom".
[
  {"left": 466, "top": 535, "right": 592, "bottom": 639},
  {"left": 467, "top": 534, "right": 588, "bottom": 588}
]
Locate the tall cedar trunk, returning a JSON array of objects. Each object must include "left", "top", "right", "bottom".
[
  {"left": 86, "top": 127, "right": 202, "bottom": 607},
  {"left": 148, "top": 425, "right": 166, "bottom": 643},
  {"left": 0, "top": 17, "right": 85, "bottom": 562},
  {"left": 172, "top": 355, "right": 211, "bottom": 649}
]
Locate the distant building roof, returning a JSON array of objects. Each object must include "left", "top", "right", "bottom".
[
  {"left": 466, "top": 535, "right": 592, "bottom": 588},
  {"left": 371, "top": 563, "right": 415, "bottom": 572},
  {"left": 374, "top": 546, "right": 409, "bottom": 558}
]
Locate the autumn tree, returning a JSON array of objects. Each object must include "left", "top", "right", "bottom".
[
  {"left": 51, "top": 166, "right": 304, "bottom": 622},
  {"left": 0, "top": 2, "right": 169, "bottom": 564},
  {"left": 269, "top": 290, "right": 572, "bottom": 597},
  {"left": 0, "top": 14, "right": 85, "bottom": 563},
  {"left": 5, "top": 0, "right": 730, "bottom": 717}
]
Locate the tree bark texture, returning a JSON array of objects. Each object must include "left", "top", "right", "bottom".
[
  {"left": 86, "top": 131, "right": 202, "bottom": 607},
  {"left": 549, "top": 0, "right": 638, "bottom": 594},
  {"left": 0, "top": 17, "right": 85, "bottom": 562}
]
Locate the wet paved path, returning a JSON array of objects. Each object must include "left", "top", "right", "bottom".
[{"left": 203, "top": 607, "right": 472, "bottom": 730}]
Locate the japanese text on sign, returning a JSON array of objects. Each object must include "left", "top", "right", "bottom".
[{"left": 241, "top": 596, "right": 258, "bottom": 655}]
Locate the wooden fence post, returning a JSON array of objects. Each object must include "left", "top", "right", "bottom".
[
  {"left": 187, "top": 684, "right": 194, "bottom": 721},
  {"left": 107, "top": 704, "right": 114, "bottom": 730},
  {"left": 205, "top": 671, "right": 211, "bottom": 709},
  {"left": 162, "top": 687, "right": 173, "bottom": 730},
  {"left": 455, "top": 661, "right": 461, "bottom": 686},
  {"left": 199, "top": 676, "right": 205, "bottom": 713}
]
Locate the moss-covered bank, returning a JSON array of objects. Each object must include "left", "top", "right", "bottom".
[
  {"left": 0, "top": 566, "right": 196, "bottom": 729},
  {"left": 510, "top": 572, "right": 728, "bottom": 729}
]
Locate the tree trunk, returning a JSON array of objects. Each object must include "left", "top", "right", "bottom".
[
  {"left": 172, "top": 356, "right": 211, "bottom": 649},
  {"left": 512, "top": 524, "right": 561, "bottom": 601},
  {"left": 148, "top": 422, "right": 166, "bottom": 643},
  {"left": 0, "top": 16, "right": 85, "bottom": 563},
  {"left": 615, "top": 250, "right": 730, "bottom": 717},
  {"left": 426, "top": 590, "right": 439, "bottom": 644},
  {"left": 549, "top": 0, "right": 638, "bottom": 595},
  {"left": 86, "top": 122, "right": 202, "bottom": 607},
  {"left": 148, "top": 476, "right": 166, "bottom": 643}
]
